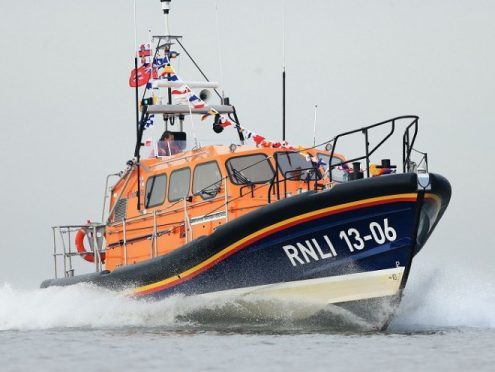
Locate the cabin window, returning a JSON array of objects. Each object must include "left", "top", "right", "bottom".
[
  {"left": 145, "top": 174, "right": 167, "bottom": 208},
  {"left": 193, "top": 161, "right": 222, "bottom": 200},
  {"left": 317, "top": 154, "right": 347, "bottom": 183},
  {"left": 275, "top": 152, "right": 321, "bottom": 181},
  {"left": 226, "top": 154, "right": 275, "bottom": 185},
  {"left": 168, "top": 167, "right": 191, "bottom": 202}
]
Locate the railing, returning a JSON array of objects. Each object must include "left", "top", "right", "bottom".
[
  {"left": 326, "top": 116, "right": 425, "bottom": 181},
  {"left": 266, "top": 116, "right": 428, "bottom": 202},
  {"left": 51, "top": 224, "right": 105, "bottom": 279}
]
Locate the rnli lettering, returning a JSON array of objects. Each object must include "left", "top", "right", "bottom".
[
  {"left": 282, "top": 235, "right": 337, "bottom": 267},
  {"left": 282, "top": 218, "right": 397, "bottom": 267}
]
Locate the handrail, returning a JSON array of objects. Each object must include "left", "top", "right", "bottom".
[
  {"left": 327, "top": 116, "right": 419, "bottom": 181},
  {"left": 403, "top": 117, "right": 419, "bottom": 172},
  {"left": 50, "top": 223, "right": 106, "bottom": 278}
]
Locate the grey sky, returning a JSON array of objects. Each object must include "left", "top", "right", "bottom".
[{"left": 0, "top": 0, "right": 493, "bottom": 287}]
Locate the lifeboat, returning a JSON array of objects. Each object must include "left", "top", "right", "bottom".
[{"left": 40, "top": 1, "right": 451, "bottom": 331}]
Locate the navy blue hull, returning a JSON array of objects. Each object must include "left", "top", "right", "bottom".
[
  {"left": 156, "top": 200, "right": 418, "bottom": 299},
  {"left": 41, "top": 172, "right": 451, "bottom": 321}
]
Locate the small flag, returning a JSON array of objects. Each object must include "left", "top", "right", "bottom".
[
  {"left": 219, "top": 116, "right": 232, "bottom": 128},
  {"left": 153, "top": 57, "right": 169, "bottom": 69},
  {"left": 138, "top": 43, "right": 151, "bottom": 64},
  {"left": 172, "top": 86, "right": 191, "bottom": 95},
  {"left": 145, "top": 114, "right": 155, "bottom": 128},
  {"left": 188, "top": 94, "right": 205, "bottom": 109},
  {"left": 201, "top": 108, "right": 219, "bottom": 121},
  {"left": 129, "top": 64, "right": 151, "bottom": 87},
  {"left": 163, "top": 64, "right": 176, "bottom": 74},
  {"left": 253, "top": 134, "right": 265, "bottom": 145}
]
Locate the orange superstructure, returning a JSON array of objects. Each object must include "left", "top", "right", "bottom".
[{"left": 104, "top": 145, "right": 345, "bottom": 271}]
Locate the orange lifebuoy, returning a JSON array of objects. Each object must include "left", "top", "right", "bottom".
[{"left": 75, "top": 227, "right": 106, "bottom": 263}]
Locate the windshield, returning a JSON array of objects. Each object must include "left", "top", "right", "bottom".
[
  {"left": 275, "top": 152, "right": 321, "bottom": 181},
  {"left": 226, "top": 154, "right": 275, "bottom": 185}
]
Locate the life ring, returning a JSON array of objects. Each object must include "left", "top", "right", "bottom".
[{"left": 75, "top": 226, "right": 106, "bottom": 263}]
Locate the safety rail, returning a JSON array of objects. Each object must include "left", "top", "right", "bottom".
[
  {"left": 102, "top": 181, "right": 232, "bottom": 266},
  {"left": 51, "top": 223, "right": 105, "bottom": 279},
  {"left": 265, "top": 116, "right": 428, "bottom": 203},
  {"left": 327, "top": 115, "right": 424, "bottom": 181}
]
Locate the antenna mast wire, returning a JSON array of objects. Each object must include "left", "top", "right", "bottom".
[
  {"left": 313, "top": 105, "right": 318, "bottom": 146},
  {"left": 215, "top": 2, "right": 225, "bottom": 102},
  {"left": 282, "top": 0, "right": 286, "bottom": 141}
]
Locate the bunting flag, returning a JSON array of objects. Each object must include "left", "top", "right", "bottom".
[
  {"left": 138, "top": 43, "right": 151, "bottom": 65},
  {"left": 219, "top": 116, "right": 232, "bottom": 128},
  {"left": 129, "top": 64, "right": 151, "bottom": 87},
  {"left": 253, "top": 134, "right": 266, "bottom": 145},
  {"left": 201, "top": 108, "right": 219, "bottom": 121},
  {"left": 188, "top": 94, "right": 205, "bottom": 109},
  {"left": 172, "top": 86, "right": 191, "bottom": 95},
  {"left": 162, "top": 64, "right": 176, "bottom": 75},
  {"left": 145, "top": 114, "right": 155, "bottom": 128},
  {"left": 153, "top": 56, "right": 169, "bottom": 69}
]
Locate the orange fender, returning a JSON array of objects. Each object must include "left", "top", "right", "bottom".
[{"left": 75, "top": 227, "right": 105, "bottom": 263}]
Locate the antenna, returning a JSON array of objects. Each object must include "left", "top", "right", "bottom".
[
  {"left": 133, "top": 0, "right": 141, "bottom": 210},
  {"left": 215, "top": 2, "right": 225, "bottom": 102},
  {"left": 313, "top": 105, "right": 318, "bottom": 146},
  {"left": 160, "top": 0, "right": 172, "bottom": 35},
  {"left": 282, "top": 0, "right": 286, "bottom": 141}
]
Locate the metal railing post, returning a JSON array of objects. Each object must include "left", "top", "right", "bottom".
[
  {"left": 152, "top": 210, "right": 157, "bottom": 258},
  {"left": 363, "top": 128, "right": 370, "bottom": 178},
  {"left": 224, "top": 178, "right": 229, "bottom": 222},
  {"left": 93, "top": 225, "right": 100, "bottom": 273},
  {"left": 183, "top": 198, "right": 189, "bottom": 243},
  {"left": 52, "top": 227, "right": 58, "bottom": 279},
  {"left": 123, "top": 219, "right": 128, "bottom": 265},
  {"left": 67, "top": 228, "right": 73, "bottom": 276},
  {"left": 58, "top": 227, "right": 68, "bottom": 278}
]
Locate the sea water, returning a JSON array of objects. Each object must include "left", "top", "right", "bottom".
[{"left": 1, "top": 266, "right": 494, "bottom": 372}]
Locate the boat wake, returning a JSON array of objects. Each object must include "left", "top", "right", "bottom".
[{"left": 1, "top": 267, "right": 494, "bottom": 332}]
